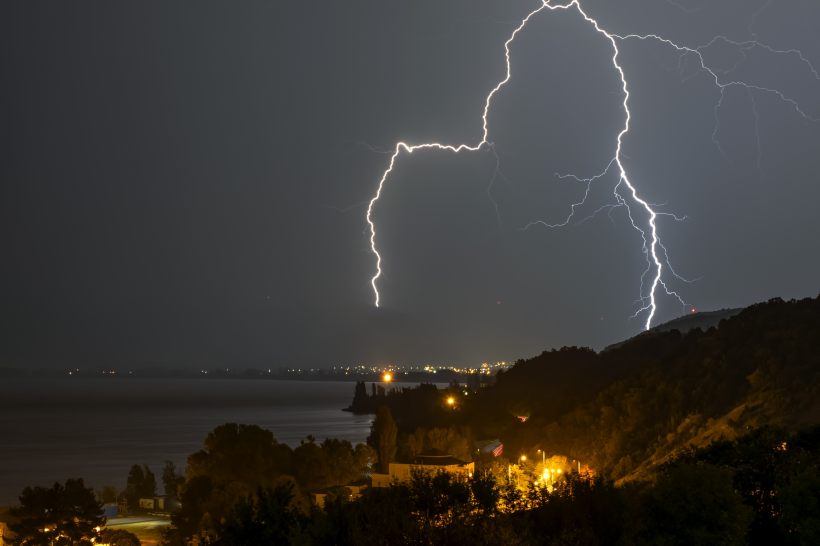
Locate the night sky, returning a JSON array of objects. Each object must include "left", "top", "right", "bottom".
[{"left": 2, "top": 0, "right": 819, "bottom": 370}]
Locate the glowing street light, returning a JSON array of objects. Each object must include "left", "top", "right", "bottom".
[
  {"left": 447, "top": 398, "right": 454, "bottom": 405},
  {"left": 384, "top": 373, "right": 391, "bottom": 382}
]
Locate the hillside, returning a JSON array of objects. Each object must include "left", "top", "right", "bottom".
[
  {"left": 601, "top": 306, "right": 743, "bottom": 352},
  {"left": 459, "top": 295, "right": 820, "bottom": 481}
]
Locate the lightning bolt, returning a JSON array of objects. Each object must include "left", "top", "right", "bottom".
[
  {"left": 363, "top": 1, "right": 818, "bottom": 329},
  {"left": 365, "top": 2, "right": 551, "bottom": 308},
  {"left": 487, "top": 144, "right": 516, "bottom": 233}
]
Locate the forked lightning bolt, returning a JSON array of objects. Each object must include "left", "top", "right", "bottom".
[
  {"left": 364, "top": 0, "right": 817, "bottom": 330},
  {"left": 365, "top": 2, "right": 550, "bottom": 307}
]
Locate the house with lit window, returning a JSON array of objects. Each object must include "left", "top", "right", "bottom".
[{"left": 371, "top": 448, "right": 475, "bottom": 487}]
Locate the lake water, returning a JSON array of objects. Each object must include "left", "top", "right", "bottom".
[{"left": 0, "top": 378, "right": 441, "bottom": 503}]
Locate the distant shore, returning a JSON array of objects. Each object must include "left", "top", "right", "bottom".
[{"left": 0, "top": 367, "right": 467, "bottom": 383}]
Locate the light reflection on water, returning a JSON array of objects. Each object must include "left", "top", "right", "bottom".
[{"left": 0, "top": 378, "right": 441, "bottom": 502}]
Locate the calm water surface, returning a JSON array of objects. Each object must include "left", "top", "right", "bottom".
[{"left": 0, "top": 378, "right": 439, "bottom": 502}]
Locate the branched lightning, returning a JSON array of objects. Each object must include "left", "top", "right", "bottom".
[
  {"left": 363, "top": 0, "right": 818, "bottom": 329},
  {"left": 486, "top": 144, "right": 517, "bottom": 232},
  {"left": 365, "top": 2, "right": 551, "bottom": 307}
]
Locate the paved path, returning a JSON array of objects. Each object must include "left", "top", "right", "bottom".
[{"left": 107, "top": 516, "right": 171, "bottom": 546}]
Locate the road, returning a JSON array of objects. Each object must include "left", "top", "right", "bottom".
[{"left": 107, "top": 515, "right": 171, "bottom": 545}]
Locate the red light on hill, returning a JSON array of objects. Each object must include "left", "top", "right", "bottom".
[{"left": 691, "top": 308, "right": 695, "bottom": 312}]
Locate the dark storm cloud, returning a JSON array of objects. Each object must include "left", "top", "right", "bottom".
[{"left": 2, "top": 0, "right": 818, "bottom": 369}]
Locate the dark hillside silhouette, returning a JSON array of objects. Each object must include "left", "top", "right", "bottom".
[{"left": 350, "top": 295, "right": 820, "bottom": 483}]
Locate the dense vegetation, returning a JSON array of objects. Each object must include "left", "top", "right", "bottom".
[
  {"left": 161, "top": 423, "right": 376, "bottom": 545},
  {"left": 355, "top": 296, "right": 820, "bottom": 483},
  {"left": 485, "top": 295, "right": 820, "bottom": 481},
  {"left": 172, "top": 425, "right": 820, "bottom": 545},
  {"left": 10, "top": 295, "right": 820, "bottom": 545},
  {"left": 9, "top": 479, "right": 106, "bottom": 546},
  {"left": 12, "top": 424, "right": 820, "bottom": 545}
]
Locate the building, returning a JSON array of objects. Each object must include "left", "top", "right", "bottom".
[
  {"left": 311, "top": 480, "right": 368, "bottom": 509},
  {"left": 101, "top": 503, "right": 119, "bottom": 519},
  {"left": 138, "top": 496, "right": 177, "bottom": 511},
  {"left": 0, "top": 506, "right": 19, "bottom": 546},
  {"left": 372, "top": 448, "right": 475, "bottom": 487}
]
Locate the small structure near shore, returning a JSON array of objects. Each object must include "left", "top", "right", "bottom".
[
  {"left": 312, "top": 480, "right": 368, "bottom": 509},
  {"left": 372, "top": 448, "right": 475, "bottom": 487}
]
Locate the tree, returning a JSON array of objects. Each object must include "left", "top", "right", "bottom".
[
  {"left": 219, "top": 483, "right": 304, "bottom": 546},
  {"left": 425, "top": 427, "right": 473, "bottom": 462},
  {"left": 293, "top": 436, "right": 331, "bottom": 492},
  {"left": 320, "top": 438, "right": 356, "bottom": 487},
  {"left": 399, "top": 428, "right": 426, "bottom": 460},
  {"left": 162, "top": 460, "right": 185, "bottom": 500},
  {"left": 125, "top": 463, "right": 156, "bottom": 507},
  {"left": 527, "top": 472, "right": 626, "bottom": 544},
  {"left": 189, "top": 512, "right": 218, "bottom": 546},
  {"left": 370, "top": 407, "right": 398, "bottom": 473},
  {"left": 185, "top": 423, "right": 292, "bottom": 491},
  {"left": 675, "top": 424, "right": 793, "bottom": 544},
  {"left": 125, "top": 464, "right": 145, "bottom": 506},
  {"left": 101, "top": 486, "right": 118, "bottom": 504},
  {"left": 778, "top": 466, "right": 820, "bottom": 545},
  {"left": 10, "top": 478, "right": 104, "bottom": 546},
  {"left": 319, "top": 438, "right": 376, "bottom": 487},
  {"left": 625, "top": 463, "right": 753, "bottom": 546},
  {"left": 351, "top": 382, "right": 368, "bottom": 413},
  {"left": 353, "top": 443, "right": 377, "bottom": 479},
  {"left": 166, "top": 423, "right": 296, "bottom": 545},
  {"left": 163, "top": 475, "right": 215, "bottom": 545},
  {"left": 141, "top": 464, "right": 157, "bottom": 498}
]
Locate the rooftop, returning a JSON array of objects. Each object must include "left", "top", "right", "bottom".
[{"left": 410, "top": 448, "right": 470, "bottom": 466}]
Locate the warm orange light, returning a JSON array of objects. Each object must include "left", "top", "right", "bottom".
[
  {"left": 448, "top": 398, "right": 454, "bottom": 404},
  {"left": 384, "top": 373, "right": 391, "bottom": 382},
  {"left": 521, "top": 455, "right": 526, "bottom": 461}
]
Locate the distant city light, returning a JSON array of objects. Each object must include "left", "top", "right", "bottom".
[{"left": 384, "top": 373, "right": 391, "bottom": 382}]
